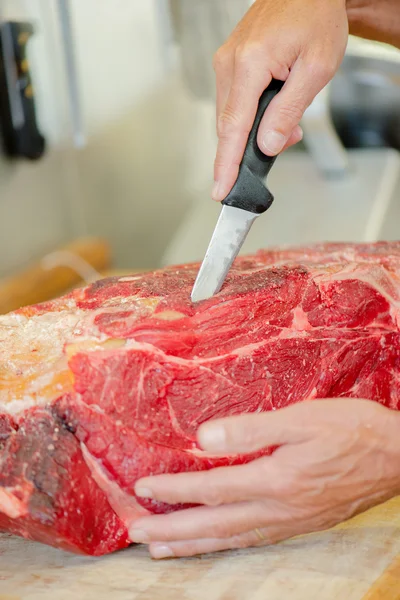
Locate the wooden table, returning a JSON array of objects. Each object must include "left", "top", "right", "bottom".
[{"left": 1, "top": 497, "right": 400, "bottom": 600}]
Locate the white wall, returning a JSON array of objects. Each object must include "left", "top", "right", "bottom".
[
  {"left": 0, "top": 0, "right": 72, "bottom": 276},
  {"left": 0, "top": 0, "right": 216, "bottom": 277},
  {"left": 71, "top": 0, "right": 166, "bottom": 137},
  {"left": 2, "top": 1, "right": 396, "bottom": 280}
]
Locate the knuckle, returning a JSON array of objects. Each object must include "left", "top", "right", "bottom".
[
  {"left": 306, "top": 58, "right": 338, "bottom": 82},
  {"left": 213, "top": 46, "right": 230, "bottom": 72},
  {"left": 217, "top": 107, "right": 251, "bottom": 141},
  {"left": 271, "top": 62, "right": 290, "bottom": 82},
  {"left": 211, "top": 521, "right": 233, "bottom": 539},
  {"left": 213, "top": 155, "right": 227, "bottom": 170},
  {"left": 234, "top": 43, "right": 261, "bottom": 67},
  {"left": 276, "top": 102, "right": 304, "bottom": 125},
  {"left": 201, "top": 486, "right": 224, "bottom": 507},
  {"left": 218, "top": 105, "right": 242, "bottom": 133},
  {"left": 270, "top": 470, "right": 298, "bottom": 496}
]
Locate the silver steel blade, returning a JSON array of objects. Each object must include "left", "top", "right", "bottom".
[{"left": 191, "top": 205, "right": 258, "bottom": 303}]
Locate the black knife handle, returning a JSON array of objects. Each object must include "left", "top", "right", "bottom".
[{"left": 221, "top": 79, "right": 284, "bottom": 214}]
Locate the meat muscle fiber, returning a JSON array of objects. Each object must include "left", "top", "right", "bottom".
[{"left": 0, "top": 242, "right": 399, "bottom": 555}]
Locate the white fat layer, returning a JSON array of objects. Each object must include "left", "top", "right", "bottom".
[
  {"left": 0, "top": 485, "right": 32, "bottom": 519},
  {"left": 0, "top": 311, "right": 85, "bottom": 374},
  {"left": 314, "top": 263, "right": 400, "bottom": 303}
]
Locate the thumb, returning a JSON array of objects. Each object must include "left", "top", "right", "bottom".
[
  {"left": 257, "top": 58, "right": 336, "bottom": 156},
  {"left": 197, "top": 401, "right": 319, "bottom": 454}
]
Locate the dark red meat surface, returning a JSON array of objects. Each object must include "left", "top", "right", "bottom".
[{"left": 0, "top": 242, "right": 399, "bottom": 555}]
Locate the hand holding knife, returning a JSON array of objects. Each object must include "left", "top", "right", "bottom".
[{"left": 191, "top": 79, "right": 285, "bottom": 303}]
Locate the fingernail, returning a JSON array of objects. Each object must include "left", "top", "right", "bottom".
[
  {"left": 198, "top": 424, "right": 226, "bottom": 451},
  {"left": 151, "top": 544, "right": 175, "bottom": 560},
  {"left": 135, "top": 487, "right": 153, "bottom": 499},
  {"left": 130, "top": 529, "right": 150, "bottom": 543},
  {"left": 262, "top": 130, "right": 286, "bottom": 155},
  {"left": 211, "top": 180, "right": 221, "bottom": 201}
]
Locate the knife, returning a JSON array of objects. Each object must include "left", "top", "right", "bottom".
[{"left": 191, "top": 79, "right": 284, "bottom": 303}]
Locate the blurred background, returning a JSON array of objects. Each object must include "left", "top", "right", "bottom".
[{"left": 0, "top": 0, "right": 399, "bottom": 313}]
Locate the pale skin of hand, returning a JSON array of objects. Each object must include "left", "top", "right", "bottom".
[
  {"left": 130, "top": 399, "right": 400, "bottom": 559},
  {"left": 211, "top": 0, "right": 349, "bottom": 202}
]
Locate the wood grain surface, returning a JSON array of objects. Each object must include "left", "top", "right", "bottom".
[
  {"left": 1, "top": 249, "right": 399, "bottom": 598},
  {"left": 361, "top": 554, "right": 400, "bottom": 600},
  {"left": 1, "top": 497, "right": 400, "bottom": 600},
  {"left": 0, "top": 237, "right": 111, "bottom": 314}
]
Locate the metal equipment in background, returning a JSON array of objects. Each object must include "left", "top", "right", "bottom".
[
  {"left": 331, "top": 52, "right": 400, "bottom": 152},
  {"left": 0, "top": 20, "right": 45, "bottom": 160}
]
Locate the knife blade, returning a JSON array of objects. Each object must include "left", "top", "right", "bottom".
[{"left": 191, "top": 79, "right": 284, "bottom": 303}]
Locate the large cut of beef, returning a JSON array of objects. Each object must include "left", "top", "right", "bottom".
[{"left": 0, "top": 242, "right": 399, "bottom": 555}]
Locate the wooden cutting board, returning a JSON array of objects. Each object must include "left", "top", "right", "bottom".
[
  {"left": 1, "top": 497, "right": 400, "bottom": 600},
  {"left": 1, "top": 255, "right": 399, "bottom": 598}
]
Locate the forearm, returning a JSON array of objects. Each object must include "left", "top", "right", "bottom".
[{"left": 347, "top": 0, "right": 400, "bottom": 48}]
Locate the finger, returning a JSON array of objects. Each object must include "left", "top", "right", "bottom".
[
  {"left": 149, "top": 529, "right": 269, "bottom": 559},
  {"left": 130, "top": 501, "right": 265, "bottom": 544},
  {"left": 257, "top": 57, "right": 336, "bottom": 156},
  {"left": 134, "top": 458, "right": 271, "bottom": 506},
  {"left": 212, "top": 55, "right": 271, "bottom": 201},
  {"left": 197, "top": 401, "right": 318, "bottom": 454},
  {"left": 148, "top": 511, "right": 336, "bottom": 559},
  {"left": 282, "top": 124, "right": 303, "bottom": 151},
  {"left": 213, "top": 48, "right": 234, "bottom": 132}
]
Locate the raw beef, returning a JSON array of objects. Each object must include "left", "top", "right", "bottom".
[{"left": 0, "top": 242, "right": 399, "bottom": 555}]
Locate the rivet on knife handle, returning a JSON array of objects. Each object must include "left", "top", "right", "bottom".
[{"left": 222, "top": 78, "right": 284, "bottom": 214}]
